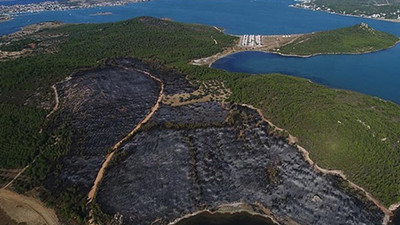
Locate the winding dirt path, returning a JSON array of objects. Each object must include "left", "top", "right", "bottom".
[
  {"left": 241, "top": 103, "right": 393, "bottom": 223},
  {"left": 213, "top": 38, "right": 218, "bottom": 45},
  {"left": 46, "top": 85, "right": 59, "bottom": 118},
  {"left": 5, "top": 82, "right": 60, "bottom": 190},
  {"left": 1, "top": 159, "right": 36, "bottom": 190},
  {"left": 0, "top": 81, "right": 63, "bottom": 225},
  {"left": 87, "top": 69, "right": 164, "bottom": 224}
]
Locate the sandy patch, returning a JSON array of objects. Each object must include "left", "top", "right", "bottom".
[{"left": 0, "top": 189, "right": 60, "bottom": 225}]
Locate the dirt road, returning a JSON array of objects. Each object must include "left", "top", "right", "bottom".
[
  {"left": 46, "top": 85, "right": 59, "bottom": 118},
  {"left": 87, "top": 69, "right": 164, "bottom": 224}
]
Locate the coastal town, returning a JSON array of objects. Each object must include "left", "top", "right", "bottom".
[
  {"left": 0, "top": 0, "right": 148, "bottom": 17},
  {"left": 293, "top": 0, "right": 400, "bottom": 21}
]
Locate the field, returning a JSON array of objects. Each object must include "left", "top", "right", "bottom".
[
  {"left": 276, "top": 24, "right": 399, "bottom": 56},
  {"left": 0, "top": 17, "right": 400, "bottom": 223}
]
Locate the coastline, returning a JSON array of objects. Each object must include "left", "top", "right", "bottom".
[
  {"left": 168, "top": 202, "right": 281, "bottom": 225},
  {"left": 199, "top": 37, "right": 400, "bottom": 67},
  {"left": 269, "top": 39, "right": 400, "bottom": 58},
  {"left": 90, "top": 12, "right": 113, "bottom": 16},
  {"left": 290, "top": 4, "right": 400, "bottom": 24},
  {"left": 0, "top": 16, "right": 12, "bottom": 23}
]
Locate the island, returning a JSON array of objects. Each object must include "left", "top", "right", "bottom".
[
  {"left": 294, "top": 0, "right": 400, "bottom": 22},
  {"left": 0, "top": 17, "right": 399, "bottom": 225},
  {"left": 0, "top": 15, "right": 12, "bottom": 23},
  {"left": 274, "top": 23, "right": 400, "bottom": 56},
  {"left": 90, "top": 12, "right": 113, "bottom": 16}
]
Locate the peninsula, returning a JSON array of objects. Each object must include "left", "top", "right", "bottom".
[
  {"left": 0, "top": 17, "right": 399, "bottom": 225},
  {"left": 274, "top": 23, "right": 400, "bottom": 56},
  {"left": 193, "top": 23, "right": 399, "bottom": 65}
]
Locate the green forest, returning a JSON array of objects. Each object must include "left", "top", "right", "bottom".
[{"left": 277, "top": 24, "right": 399, "bottom": 56}]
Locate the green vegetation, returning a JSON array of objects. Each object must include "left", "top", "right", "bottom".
[
  {"left": 300, "top": 0, "right": 400, "bottom": 20},
  {"left": 226, "top": 74, "right": 400, "bottom": 206},
  {"left": 0, "top": 17, "right": 236, "bottom": 104},
  {"left": 277, "top": 24, "right": 399, "bottom": 56},
  {"left": 0, "top": 38, "right": 37, "bottom": 52},
  {"left": 0, "top": 103, "right": 47, "bottom": 168},
  {"left": 1, "top": 17, "right": 400, "bottom": 223}
]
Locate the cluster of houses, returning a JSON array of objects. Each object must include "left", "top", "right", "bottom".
[
  {"left": 0, "top": 0, "right": 149, "bottom": 15},
  {"left": 293, "top": 2, "right": 400, "bottom": 21},
  {"left": 240, "top": 35, "right": 262, "bottom": 47}
]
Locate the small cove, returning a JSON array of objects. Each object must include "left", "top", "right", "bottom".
[{"left": 174, "top": 212, "right": 276, "bottom": 225}]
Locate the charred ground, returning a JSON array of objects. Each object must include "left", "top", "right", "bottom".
[{"left": 94, "top": 68, "right": 383, "bottom": 225}]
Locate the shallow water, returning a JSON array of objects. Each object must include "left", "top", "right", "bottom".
[{"left": 175, "top": 212, "right": 276, "bottom": 225}]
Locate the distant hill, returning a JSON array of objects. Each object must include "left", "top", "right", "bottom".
[{"left": 275, "top": 23, "right": 399, "bottom": 56}]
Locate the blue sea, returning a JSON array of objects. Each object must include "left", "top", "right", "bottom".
[{"left": 1, "top": 0, "right": 400, "bottom": 103}]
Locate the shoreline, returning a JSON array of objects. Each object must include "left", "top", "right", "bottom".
[
  {"left": 199, "top": 37, "right": 400, "bottom": 67},
  {"left": 269, "top": 39, "right": 400, "bottom": 58},
  {"left": 290, "top": 4, "right": 400, "bottom": 24},
  {"left": 168, "top": 202, "right": 281, "bottom": 225},
  {"left": 90, "top": 12, "right": 113, "bottom": 16},
  {"left": 0, "top": 16, "right": 12, "bottom": 23}
]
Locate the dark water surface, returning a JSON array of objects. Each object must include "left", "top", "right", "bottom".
[{"left": 175, "top": 212, "right": 276, "bottom": 225}]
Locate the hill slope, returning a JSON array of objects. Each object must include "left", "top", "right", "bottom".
[{"left": 275, "top": 23, "right": 399, "bottom": 56}]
